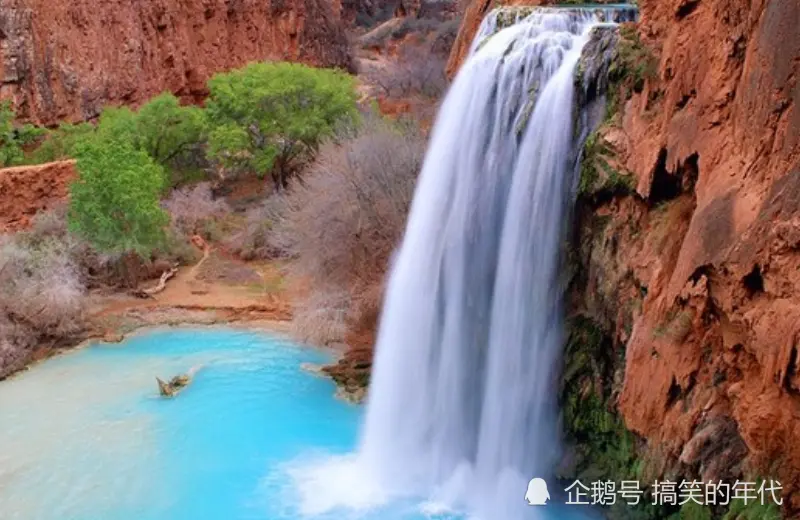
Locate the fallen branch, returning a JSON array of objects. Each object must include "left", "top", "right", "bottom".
[
  {"left": 144, "top": 266, "right": 179, "bottom": 295},
  {"left": 129, "top": 265, "right": 179, "bottom": 299}
]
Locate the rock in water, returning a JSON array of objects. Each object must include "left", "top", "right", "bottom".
[{"left": 157, "top": 374, "right": 192, "bottom": 397}]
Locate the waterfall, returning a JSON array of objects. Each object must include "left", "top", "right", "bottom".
[
  {"left": 289, "top": 6, "right": 636, "bottom": 520},
  {"left": 356, "top": 7, "right": 626, "bottom": 519}
]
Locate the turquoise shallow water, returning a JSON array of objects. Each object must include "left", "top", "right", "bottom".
[{"left": 0, "top": 328, "right": 596, "bottom": 520}]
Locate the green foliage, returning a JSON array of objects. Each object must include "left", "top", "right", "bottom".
[
  {"left": 205, "top": 62, "right": 358, "bottom": 190},
  {"left": 561, "top": 316, "right": 638, "bottom": 483},
  {"left": 134, "top": 93, "right": 208, "bottom": 168},
  {"left": 95, "top": 106, "right": 140, "bottom": 143},
  {"left": 63, "top": 95, "right": 209, "bottom": 188},
  {"left": 0, "top": 100, "right": 46, "bottom": 166},
  {"left": 579, "top": 132, "right": 603, "bottom": 195},
  {"left": 68, "top": 136, "right": 169, "bottom": 256},
  {"left": 665, "top": 502, "right": 713, "bottom": 520},
  {"left": 26, "top": 122, "right": 94, "bottom": 163},
  {"left": 722, "top": 496, "right": 781, "bottom": 520},
  {"left": 578, "top": 130, "right": 635, "bottom": 198}
]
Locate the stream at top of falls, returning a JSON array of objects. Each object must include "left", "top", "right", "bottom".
[{"left": 0, "top": 6, "right": 632, "bottom": 520}]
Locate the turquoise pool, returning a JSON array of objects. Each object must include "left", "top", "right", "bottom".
[
  {"left": 0, "top": 327, "right": 599, "bottom": 520},
  {"left": 0, "top": 328, "right": 371, "bottom": 520}
]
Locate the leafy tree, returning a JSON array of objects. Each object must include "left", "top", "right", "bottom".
[
  {"left": 205, "top": 62, "right": 358, "bottom": 191},
  {"left": 68, "top": 135, "right": 169, "bottom": 256},
  {"left": 0, "top": 100, "right": 45, "bottom": 166},
  {"left": 82, "top": 96, "right": 208, "bottom": 187},
  {"left": 94, "top": 106, "right": 140, "bottom": 144},
  {"left": 134, "top": 93, "right": 207, "bottom": 168}
]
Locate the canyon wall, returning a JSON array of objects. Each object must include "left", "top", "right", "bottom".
[
  {"left": 450, "top": 0, "right": 800, "bottom": 512},
  {"left": 0, "top": 0, "right": 354, "bottom": 125},
  {"left": 612, "top": 0, "right": 800, "bottom": 508}
]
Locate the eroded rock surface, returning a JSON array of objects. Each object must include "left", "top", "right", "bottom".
[
  {"left": 0, "top": 0, "right": 354, "bottom": 125},
  {"left": 560, "top": 0, "right": 800, "bottom": 512},
  {"left": 0, "top": 160, "right": 76, "bottom": 232}
]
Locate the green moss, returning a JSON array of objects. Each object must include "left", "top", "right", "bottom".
[
  {"left": 606, "top": 24, "right": 659, "bottom": 122},
  {"left": 494, "top": 6, "right": 537, "bottom": 29},
  {"left": 675, "top": 502, "right": 713, "bottom": 520},
  {"left": 561, "top": 317, "right": 638, "bottom": 482},
  {"left": 578, "top": 130, "right": 634, "bottom": 199}
]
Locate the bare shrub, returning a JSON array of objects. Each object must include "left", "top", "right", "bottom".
[
  {"left": 273, "top": 114, "right": 425, "bottom": 343},
  {"left": 224, "top": 196, "right": 285, "bottom": 261},
  {"left": 430, "top": 17, "right": 461, "bottom": 56},
  {"left": 0, "top": 220, "right": 90, "bottom": 378},
  {"left": 291, "top": 289, "right": 351, "bottom": 345},
  {"left": 162, "top": 182, "right": 231, "bottom": 237},
  {"left": 367, "top": 44, "right": 448, "bottom": 99}
]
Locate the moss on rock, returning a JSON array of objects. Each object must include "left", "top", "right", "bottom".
[
  {"left": 560, "top": 316, "right": 638, "bottom": 482},
  {"left": 578, "top": 129, "right": 635, "bottom": 200}
]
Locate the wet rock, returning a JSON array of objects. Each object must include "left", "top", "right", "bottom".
[{"left": 102, "top": 332, "right": 124, "bottom": 344}]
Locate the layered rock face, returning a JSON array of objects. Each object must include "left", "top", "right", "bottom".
[
  {"left": 0, "top": 0, "right": 354, "bottom": 125},
  {"left": 450, "top": 0, "right": 800, "bottom": 511},
  {"left": 611, "top": 0, "right": 800, "bottom": 506},
  {"left": 0, "top": 160, "right": 75, "bottom": 232}
]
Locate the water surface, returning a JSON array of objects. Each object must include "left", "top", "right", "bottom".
[{"left": 0, "top": 328, "right": 365, "bottom": 520}]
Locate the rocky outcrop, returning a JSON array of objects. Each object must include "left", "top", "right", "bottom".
[
  {"left": 560, "top": 0, "right": 800, "bottom": 514},
  {"left": 0, "top": 160, "right": 75, "bottom": 232},
  {"left": 0, "top": 0, "right": 354, "bottom": 125}
]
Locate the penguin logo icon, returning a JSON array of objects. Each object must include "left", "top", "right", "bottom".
[{"left": 525, "top": 478, "right": 550, "bottom": 506}]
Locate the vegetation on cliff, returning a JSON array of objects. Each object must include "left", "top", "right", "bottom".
[
  {"left": 0, "top": 101, "right": 45, "bottom": 167},
  {"left": 566, "top": 8, "right": 799, "bottom": 517}
]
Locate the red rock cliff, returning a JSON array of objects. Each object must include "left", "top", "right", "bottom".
[
  {"left": 613, "top": 0, "right": 800, "bottom": 507},
  {"left": 0, "top": 0, "right": 355, "bottom": 125}
]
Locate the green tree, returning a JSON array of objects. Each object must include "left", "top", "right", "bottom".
[
  {"left": 86, "top": 97, "right": 208, "bottom": 187},
  {"left": 205, "top": 62, "right": 358, "bottom": 191},
  {"left": 68, "top": 136, "right": 169, "bottom": 256},
  {"left": 0, "top": 100, "right": 45, "bottom": 166},
  {"left": 95, "top": 106, "right": 139, "bottom": 144},
  {"left": 135, "top": 93, "right": 207, "bottom": 168}
]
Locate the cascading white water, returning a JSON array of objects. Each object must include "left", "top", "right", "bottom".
[{"left": 357, "top": 8, "right": 614, "bottom": 519}]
